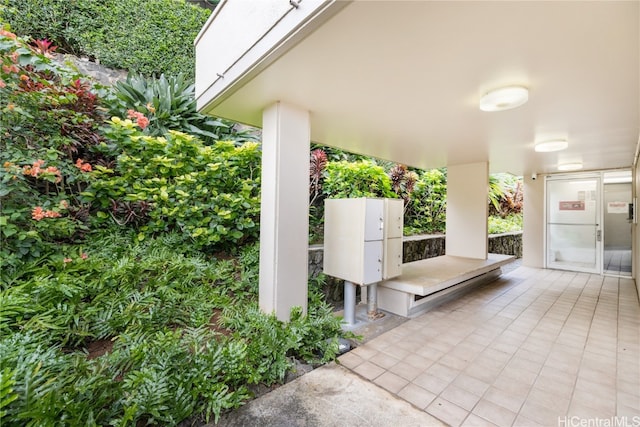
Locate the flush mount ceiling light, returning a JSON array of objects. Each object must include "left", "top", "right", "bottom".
[
  {"left": 535, "top": 139, "right": 568, "bottom": 152},
  {"left": 479, "top": 86, "right": 529, "bottom": 112},
  {"left": 558, "top": 162, "right": 583, "bottom": 171}
]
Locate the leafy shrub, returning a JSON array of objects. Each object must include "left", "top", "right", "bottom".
[
  {"left": 489, "top": 173, "right": 523, "bottom": 217},
  {"left": 1, "top": 0, "right": 211, "bottom": 78},
  {"left": 104, "top": 73, "right": 258, "bottom": 144},
  {"left": 0, "top": 30, "right": 105, "bottom": 271},
  {"left": 0, "top": 233, "right": 352, "bottom": 426},
  {"left": 488, "top": 213, "right": 523, "bottom": 234},
  {"left": 86, "top": 118, "right": 262, "bottom": 251},
  {"left": 403, "top": 168, "right": 447, "bottom": 234},
  {"left": 323, "top": 160, "right": 396, "bottom": 199}
]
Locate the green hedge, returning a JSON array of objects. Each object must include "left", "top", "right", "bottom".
[{"left": 0, "top": 0, "right": 210, "bottom": 78}]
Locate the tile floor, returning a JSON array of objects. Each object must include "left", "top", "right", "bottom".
[{"left": 338, "top": 266, "right": 640, "bottom": 427}]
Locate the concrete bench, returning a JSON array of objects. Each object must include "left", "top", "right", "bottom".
[{"left": 377, "top": 254, "right": 515, "bottom": 317}]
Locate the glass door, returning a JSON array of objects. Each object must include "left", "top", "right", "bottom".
[{"left": 546, "top": 174, "right": 601, "bottom": 273}]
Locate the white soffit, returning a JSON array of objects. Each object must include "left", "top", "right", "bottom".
[{"left": 196, "top": 1, "right": 640, "bottom": 176}]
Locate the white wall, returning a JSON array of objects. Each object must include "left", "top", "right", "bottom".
[
  {"left": 259, "top": 102, "right": 310, "bottom": 321},
  {"left": 446, "top": 162, "right": 488, "bottom": 259},
  {"left": 523, "top": 174, "right": 545, "bottom": 268}
]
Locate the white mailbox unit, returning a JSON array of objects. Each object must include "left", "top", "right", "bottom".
[{"left": 324, "top": 198, "right": 403, "bottom": 324}]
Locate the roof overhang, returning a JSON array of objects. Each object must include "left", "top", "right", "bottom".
[{"left": 195, "top": 0, "right": 640, "bottom": 175}]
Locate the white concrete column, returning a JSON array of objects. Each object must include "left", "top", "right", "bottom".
[
  {"left": 259, "top": 102, "right": 310, "bottom": 321},
  {"left": 522, "top": 174, "right": 545, "bottom": 267},
  {"left": 446, "top": 162, "right": 488, "bottom": 259}
]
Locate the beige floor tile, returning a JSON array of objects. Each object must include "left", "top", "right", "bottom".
[
  {"left": 492, "top": 372, "right": 533, "bottom": 397},
  {"left": 365, "top": 336, "right": 393, "bottom": 351},
  {"left": 526, "top": 386, "right": 571, "bottom": 414},
  {"left": 571, "top": 387, "right": 616, "bottom": 415},
  {"left": 440, "top": 384, "right": 482, "bottom": 411},
  {"left": 403, "top": 352, "right": 434, "bottom": 370},
  {"left": 426, "top": 397, "right": 469, "bottom": 427},
  {"left": 460, "top": 413, "right": 499, "bottom": 427},
  {"left": 519, "top": 399, "right": 566, "bottom": 426},
  {"left": 369, "top": 351, "right": 400, "bottom": 370},
  {"left": 575, "top": 376, "right": 616, "bottom": 400},
  {"left": 416, "top": 345, "right": 445, "bottom": 361},
  {"left": 337, "top": 351, "right": 364, "bottom": 369},
  {"left": 352, "top": 360, "right": 385, "bottom": 380},
  {"left": 381, "top": 344, "right": 411, "bottom": 360},
  {"left": 373, "top": 371, "right": 409, "bottom": 394},
  {"left": 452, "top": 372, "right": 491, "bottom": 397},
  {"left": 426, "top": 362, "right": 460, "bottom": 383},
  {"left": 577, "top": 365, "right": 617, "bottom": 388},
  {"left": 337, "top": 268, "right": 640, "bottom": 427},
  {"left": 349, "top": 345, "right": 378, "bottom": 361},
  {"left": 505, "top": 355, "right": 543, "bottom": 375},
  {"left": 438, "top": 354, "right": 470, "bottom": 371},
  {"left": 388, "top": 360, "right": 422, "bottom": 381},
  {"left": 500, "top": 364, "right": 538, "bottom": 386},
  {"left": 533, "top": 373, "right": 575, "bottom": 399},
  {"left": 463, "top": 361, "right": 502, "bottom": 384},
  {"left": 617, "top": 379, "right": 640, "bottom": 397},
  {"left": 617, "top": 403, "right": 640, "bottom": 417},
  {"left": 471, "top": 398, "right": 517, "bottom": 426},
  {"left": 513, "top": 414, "right": 548, "bottom": 427},
  {"left": 567, "top": 399, "right": 615, "bottom": 419},
  {"left": 413, "top": 372, "right": 450, "bottom": 395},
  {"left": 483, "top": 385, "right": 527, "bottom": 413},
  {"left": 397, "top": 383, "right": 437, "bottom": 410}
]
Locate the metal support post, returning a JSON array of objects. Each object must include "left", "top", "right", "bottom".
[{"left": 344, "top": 281, "right": 356, "bottom": 325}]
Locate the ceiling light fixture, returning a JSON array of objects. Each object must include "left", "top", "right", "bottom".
[
  {"left": 558, "top": 162, "right": 583, "bottom": 171},
  {"left": 479, "top": 86, "right": 529, "bottom": 112},
  {"left": 535, "top": 139, "right": 568, "bottom": 152}
]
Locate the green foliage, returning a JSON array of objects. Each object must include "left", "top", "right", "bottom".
[
  {"left": 0, "top": 31, "right": 103, "bottom": 272},
  {"left": 0, "top": 233, "right": 352, "bottom": 426},
  {"left": 105, "top": 73, "right": 258, "bottom": 144},
  {"left": 403, "top": 169, "right": 447, "bottom": 234},
  {"left": 1, "top": 0, "right": 211, "bottom": 78},
  {"left": 86, "top": 119, "right": 262, "bottom": 251},
  {"left": 488, "top": 213, "right": 523, "bottom": 234},
  {"left": 323, "top": 160, "right": 396, "bottom": 199},
  {"left": 489, "top": 173, "right": 523, "bottom": 218}
]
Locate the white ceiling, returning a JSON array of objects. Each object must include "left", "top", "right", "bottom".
[{"left": 203, "top": 1, "right": 639, "bottom": 176}]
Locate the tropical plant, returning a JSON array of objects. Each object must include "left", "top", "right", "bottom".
[
  {"left": 489, "top": 173, "right": 523, "bottom": 218},
  {"left": 85, "top": 118, "right": 262, "bottom": 251},
  {"left": 403, "top": 168, "right": 448, "bottom": 234},
  {"left": 104, "top": 73, "right": 258, "bottom": 144},
  {"left": 0, "top": 30, "right": 106, "bottom": 272},
  {"left": 0, "top": 233, "right": 352, "bottom": 426},
  {"left": 322, "top": 160, "right": 396, "bottom": 199}
]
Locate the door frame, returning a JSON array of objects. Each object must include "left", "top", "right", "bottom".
[
  {"left": 544, "top": 172, "right": 602, "bottom": 274},
  {"left": 544, "top": 169, "right": 634, "bottom": 275}
]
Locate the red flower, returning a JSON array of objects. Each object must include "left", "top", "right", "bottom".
[
  {"left": 44, "top": 210, "right": 61, "bottom": 219},
  {"left": 80, "top": 253, "right": 88, "bottom": 260},
  {"left": 127, "top": 109, "right": 150, "bottom": 130},
  {"left": 32, "top": 206, "right": 45, "bottom": 221},
  {"left": 75, "top": 158, "right": 92, "bottom": 172},
  {"left": 0, "top": 79, "right": 5, "bottom": 89}
]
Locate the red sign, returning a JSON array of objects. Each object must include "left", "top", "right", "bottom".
[{"left": 559, "top": 201, "right": 585, "bottom": 211}]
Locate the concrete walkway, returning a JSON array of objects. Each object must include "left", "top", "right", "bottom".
[
  {"left": 217, "top": 266, "right": 639, "bottom": 426},
  {"left": 338, "top": 266, "right": 640, "bottom": 426},
  {"left": 216, "top": 362, "right": 445, "bottom": 427}
]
